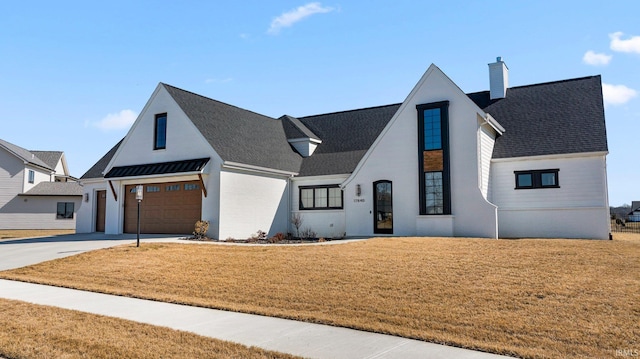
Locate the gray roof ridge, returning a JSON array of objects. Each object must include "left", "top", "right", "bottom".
[
  {"left": 280, "top": 115, "right": 321, "bottom": 140},
  {"left": 466, "top": 75, "right": 601, "bottom": 97},
  {"left": 161, "top": 83, "right": 278, "bottom": 121},
  {"left": 299, "top": 103, "right": 402, "bottom": 120},
  {"left": 0, "top": 138, "right": 52, "bottom": 170},
  {"left": 20, "top": 181, "right": 83, "bottom": 196}
]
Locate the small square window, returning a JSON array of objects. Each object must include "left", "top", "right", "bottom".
[
  {"left": 146, "top": 186, "right": 160, "bottom": 192},
  {"left": 516, "top": 173, "right": 533, "bottom": 188},
  {"left": 56, "top": 202, "right": 74, "bottom": 219},
  {"left": 541, "top": 172, "right": 556, "bottom": 187}
]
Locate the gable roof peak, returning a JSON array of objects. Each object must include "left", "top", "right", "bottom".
[{"left": 0, "top": 138, "right": 53, "bottom": 170}]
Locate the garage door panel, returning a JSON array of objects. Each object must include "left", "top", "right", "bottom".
[{"left": 124, "top": 180, "right": 202, "bottom": 234}]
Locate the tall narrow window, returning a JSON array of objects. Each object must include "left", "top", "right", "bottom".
[
  {"left": 417, "top": 102, "right": 451, "bottom": 215},
  {"left": 154, "top": 113, "right": 167, "bottom": 150},
  {"left": 28, "top": 170, "right": 34, "bottom": 184}
]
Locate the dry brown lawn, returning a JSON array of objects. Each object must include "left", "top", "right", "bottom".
[
  {"left": 0, "top": 298, "right": 298, "bottom": 359},
  {"left": 0, "top": 229, "right": 74, "bottom": 240},
  {"left": 2, "top": 233, "right": 639, "bottom": 359}
]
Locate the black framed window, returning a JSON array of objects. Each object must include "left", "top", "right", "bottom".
[
  {"left": 299, "top": 185, "right": 343, "bottom": 210},
  {"left": 154, "top": 113, "right": 167, "bottom": 150},
  {"left": 28, "top": 170, "right": 34, "bottom": 184},
  {"left": 56, "top": 202, "right": 74, "bottom": 219},
  {"left": 515, "top": 169, "right": 560, "bottom": 189},
  {"left": 417, "top": 101, "right": 451, "bottom": 215}
]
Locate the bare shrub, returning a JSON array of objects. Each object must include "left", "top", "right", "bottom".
[
  {"left": 291, "top": 213, "right": 303, "bottom": 238},
  {"left": 299, "top": 227, "right": 316, "bottom": 240}
]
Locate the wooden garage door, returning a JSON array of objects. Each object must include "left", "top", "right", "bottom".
[{"left": 124, "top": 181, "right": 202, "bottom": 234}]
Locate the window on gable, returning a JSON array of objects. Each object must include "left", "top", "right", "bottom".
[
  {"left": 299, "top": 185, "right": 343, "bottom": 210},
  {"left": 28, "top": 170, "right": 34, "bottom": 184},
  {"left": 515, "top": 169, "right": 559, "bottom": 189},
  {"left": 154, "top": 113, "right": 167, "bottom": 150},
  {"left": 56, "top": 202, "right": 74, "bottom": 219}
]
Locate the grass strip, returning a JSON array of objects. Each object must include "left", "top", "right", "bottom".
[{"left": 0, "top": 298, "right": 298, "bottom": 359}]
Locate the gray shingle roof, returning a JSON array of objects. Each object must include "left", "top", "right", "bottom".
[
  {"left": 20, "top": 182, "right": 83, "bottom": 196},
  {"left": 163, "top": 84, "right": 302, "bottom": 173},
  {"left": 630, "top": 201, "right": 640, "bottom": 214},
  {"left": 296, "top": 104, "right": 401, "bottom": 176},
  {"left": 280, "top": 115, "right": 320, "bottom": 141},
  {"left": 0, "top": 138, "right": 52, "bottom": 170},
  {"left": 80, "top": 139, "right": 123, "bottom": 179},
  {"left": 475, "top": 76, "right": 608, "bottom": 159},
  {"left": 31, "top": 151, "right": 63, "bottom": 170},
  {"left": 83, "top": 75, "right": 607, "bottom": 180}
]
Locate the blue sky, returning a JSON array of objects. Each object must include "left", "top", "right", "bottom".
[{"left": 1, "top": 1, "right": 638, "bottom": 206}]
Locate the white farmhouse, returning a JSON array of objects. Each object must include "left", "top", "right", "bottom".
[
  {"left": 77, "top": 59, "right": 610, "bottom": 239},
  {"left": 0, "top": 139, "right": 82, "bottom": 230}
]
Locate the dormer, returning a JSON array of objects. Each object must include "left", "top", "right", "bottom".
[{"left": 280, "top": 115, "right": 322, "bottom": 157}]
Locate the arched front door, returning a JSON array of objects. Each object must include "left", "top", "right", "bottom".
[{"left": 373, "top": 180, "right": 393, "bottom": 234}]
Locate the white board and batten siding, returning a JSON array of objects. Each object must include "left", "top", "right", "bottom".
[
  {"left": 478, "top": 122, "right": 496, "bottom": 201},
  {"left": 290, "top": 175, "right": 348, "bottom": 239},
  {"left": 491, "top": 153, "right": 610, "bottom": 239}
]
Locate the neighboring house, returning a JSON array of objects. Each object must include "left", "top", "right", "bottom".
[
  {"left": 76, "top": 58, "right": 610, "bottom": 239},
  {"left": 628, "top": 201, "right": 640, "bottom": 222},
  {"left": 0, "top": 139, "right": 82, "bottom": 230}
]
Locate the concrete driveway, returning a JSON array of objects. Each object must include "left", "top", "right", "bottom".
[{"left": 0, "top": 233, "right": 184, "bottom": 271}]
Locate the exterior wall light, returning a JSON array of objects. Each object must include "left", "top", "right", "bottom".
[{"left": 356, "top": 184, "right": 361, "bottom": 197}]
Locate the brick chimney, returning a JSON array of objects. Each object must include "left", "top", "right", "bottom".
[{"left": 489, "top": 57, "right": 509, "bottom": 99}]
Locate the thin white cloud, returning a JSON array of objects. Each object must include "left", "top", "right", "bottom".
[
  {"left": 602, "top": 83, "right": 637, "bottom": 106},
  {"left": 268, "top": 2, "right": 334, "bottom": 35},
  {"left": 582, "top": 50, "right": 612, "bottom": 66},
  {"left": 609, "top": 32, "right": 640, "bottom": 54},
  {"left": 92, "top": 109, "right": 138, "bottom": 131}
]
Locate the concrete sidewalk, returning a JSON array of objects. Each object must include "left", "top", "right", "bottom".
[{"left": 0, "top": 279, "right": 512, "bottom": 359}]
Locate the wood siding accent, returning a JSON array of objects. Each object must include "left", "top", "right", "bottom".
[
  {"left": 95, "top": 190, "right": 106, "bottom": 232},
  {"left": 108, "top": 180, "right": 117, "bottom": 201},
  {"left": 423, "top": 150, "right": 443, "bottom": 171}
]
